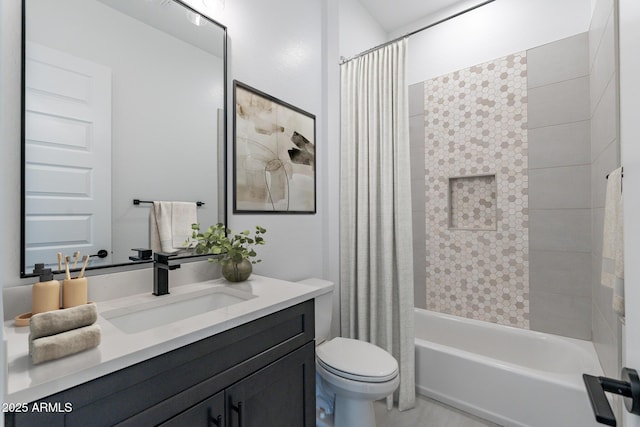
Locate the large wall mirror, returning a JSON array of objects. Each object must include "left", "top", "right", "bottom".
[{"left": 21, "top": 0, "right": 227, "bottom": 277}]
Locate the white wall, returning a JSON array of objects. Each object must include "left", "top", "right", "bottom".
[
  {"left": 1, "top": 0, "right": 334, "bottom": 293},
  {"left": 620, "top": 0, "right": 640, "bottom": 425},
  {"left": 322, "top": 0, "right": 342, "bottom": 335},
  {"left": 338, "top": 0, "right": 387, "bottom": 58},
  {"left": 212, "top": 0, "right": 327, "bottom": 282},
  {"left": 405, "top": 0, "right": 591, "bottom": 84}
]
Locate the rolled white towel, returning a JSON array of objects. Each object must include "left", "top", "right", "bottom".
[
  {"left": 30, "top": 324, "right": 101, "bottom": 365},
  {"left": 30, "top": 303, "right": 98, "bottom": 339}
]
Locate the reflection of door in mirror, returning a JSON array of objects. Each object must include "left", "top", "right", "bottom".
[
  {"left": 25, "top": 42, "right": 112, "bottom": 270},
  {"left": 22, "top": 0, "right": 227, "bottom": 276}
]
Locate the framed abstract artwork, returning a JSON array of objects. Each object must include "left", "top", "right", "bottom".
[{"left": 233, "top": 81, "right": 316, "bottom": 213}]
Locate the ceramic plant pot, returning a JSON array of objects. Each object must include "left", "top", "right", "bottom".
[{"left": 221, "top": 258, "right": 253, "bottom": 282}]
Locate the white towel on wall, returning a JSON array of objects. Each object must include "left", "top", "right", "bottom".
[
  {"left": 171, "top": 202, "right": 197, "bottom": 249},
  {"left": 601, "top": 167, "right": 624, "bottom": 320},
  {"left": 150, "top": 201, "right": 197, "bottom": 253}
]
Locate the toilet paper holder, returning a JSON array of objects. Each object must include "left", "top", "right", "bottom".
[{"left": 583, "top": 367, "right": 640, "bottom": 426}]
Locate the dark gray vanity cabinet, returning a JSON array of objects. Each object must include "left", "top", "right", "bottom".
[
  {"left": 159, "top": 391, "right": 225, "bottom": 427},
  {"left": 6, "top": 300, "right": 316, "bottom": 427},
  {"left": 225, "top": 342, "right": 315, "bottom": 427}
]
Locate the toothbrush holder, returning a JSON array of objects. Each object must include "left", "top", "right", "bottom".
[{"left": 62, "top": 277, "right": 88, "bottom": 308}]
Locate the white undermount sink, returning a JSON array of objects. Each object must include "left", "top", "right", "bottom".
[{"left": 101, "top": 286, "right": 256, "bottom": 334}]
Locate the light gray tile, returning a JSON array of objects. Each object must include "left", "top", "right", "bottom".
[
  {"left": 529, "top": 209, "right": 591, "bottom": 252},
  {"left": 530, "top": 291, "right": 591, "bottom": 339},
  {"left": 528, "top": 121, "right": 590, "bottom": 169},
  {"left": 591, "top": 78, "right": 618, "bottom": 160},
  {"left": 411, "top": 178, "right": 425, "bottom": 213},
  {"left": 591, "top": 141, "right": 619, "bottom": 209},
  {"left": 410, "top": 115, "right": 425, "bottom": 176},
  {"left": 592, "top": 251, "right": 603, "bottom": 289},
  {"left": 529, "top": 165, "right": 590, "bottom": 209},
  {"left": 592, "top": 252, "right": 622, "bottom": 334},
  {"left": 413, "top": 211, "right": 427, "bottom": 309},
  {"left": 592, "top": 301, "right": 621, "bottom": 378},
  {"left": 529, "top": 250, "right": 591, "bottom": 297},
  {"left": 414, "top": 269, "right": 427, "bottom": 309},
  {"left": 413, "top": 215, "right": 427, "bottom": 310},
  {"left": 528, "top": 76, "right": 590, "bottom": 129},
  {"left": 590, "top": 10, "right": 617, "bottom": 113},
  {"left": 592, "top": 207, "right": 605, "bottom": 259},
  {"left": 409, "top": 82, "right": 425, "bottom": 117},
  {"left": 527, "top": 32, "right": 588, "bottom": 88},
  {"left": 413, "top": 186, "right": 425, "bottom": 219},
  {"left": 589, "top": 0, "right": 614, "bottom": 67}
]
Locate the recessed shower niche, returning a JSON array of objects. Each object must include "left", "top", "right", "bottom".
[{"left": 448, "top": 174, "right": 497, "bottom": 230}]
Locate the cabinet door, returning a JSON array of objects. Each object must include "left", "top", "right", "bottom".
[
  {"left": 159, "top": 391, "right": 225, "bottom": 427},
  {"left": 226, "top": 342, "right": 315, "bottom": 427}
]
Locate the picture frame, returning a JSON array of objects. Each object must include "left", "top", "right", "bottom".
[{"left": 233, "top": 80, "right": 316, "bottom": 214}]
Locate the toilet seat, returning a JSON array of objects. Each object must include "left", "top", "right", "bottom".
[{"left": 316, "top": 337, "right": 398, "bottom": 383}]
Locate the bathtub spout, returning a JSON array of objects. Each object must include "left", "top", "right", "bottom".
[{"left": 583, "top": 367, "right": 640, "bottom": 426}]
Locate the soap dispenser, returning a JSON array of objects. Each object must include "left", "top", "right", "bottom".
[{"left": 32, "top": 263, "right": 60, "bottom": 314}]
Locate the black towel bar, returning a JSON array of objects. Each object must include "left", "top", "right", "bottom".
[
  {"left": 133, "top": 199, "right": 205, "bottom": 207},
  {"left": 606, "top": 167, "right": 623, "bottom": 179}
]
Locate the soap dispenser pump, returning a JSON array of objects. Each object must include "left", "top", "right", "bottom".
[{"left": 32, "top": 263, "right": 60, "bottom": 315}]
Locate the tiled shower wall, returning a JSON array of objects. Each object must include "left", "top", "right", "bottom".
[
  {"left": 422, "top": 53, "right": 530, "bottom": 329},
  {"left": 527, "top": 33, "right": 591, "bottom": 339},
  {"left": 411, "top": 33, "right": 593, "bottom": 337},
  {"left": 589, "top": 0, "right": 620, "bottom": 379}
]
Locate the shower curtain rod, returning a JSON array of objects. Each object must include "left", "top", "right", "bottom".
[{"left": 339, "top": 0, "right": 496, "bottom": 65}]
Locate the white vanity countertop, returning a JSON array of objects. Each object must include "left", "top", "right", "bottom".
[{"left": 3, "top": 275, "right": 326, "bottom": 404}]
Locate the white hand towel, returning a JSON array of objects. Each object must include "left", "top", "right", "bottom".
[
  {"left": 150, "top": 201, "right": 197, "bottom": 253},
  {"left": 171, "top": 202, "right": 197, "bottom": 249},
  {"left": 601, "top": 167, "right": 624, "bottom": 320},
  {"left": 153, "top": 201, "right": 175, "bottom": 253},
  {"left": 150, "top": 206, "right": 162, "bottom": 253}
]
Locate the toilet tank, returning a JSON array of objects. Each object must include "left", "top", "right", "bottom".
[{"left": 297, "top": 278, "right": 334, "bottom": 344}]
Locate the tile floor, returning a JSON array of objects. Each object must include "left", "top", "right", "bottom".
[{"left": 373, "top": 395, "right": 502, "bottom": 427}]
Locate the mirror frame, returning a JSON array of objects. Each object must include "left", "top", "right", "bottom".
[{"left": 20, "top": 0, "right": 228, "bottom": 278}]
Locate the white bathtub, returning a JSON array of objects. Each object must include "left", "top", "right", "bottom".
[{"left": 414, "top": 308, "right": 604, "bottom": 427}]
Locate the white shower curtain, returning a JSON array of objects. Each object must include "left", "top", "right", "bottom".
[{"left": 339, "top": 38, "right": 415, "bottom": 411}]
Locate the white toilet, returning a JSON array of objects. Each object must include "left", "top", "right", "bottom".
[{"left": 298, "top": 278, "right": 400, "bottom": 427}]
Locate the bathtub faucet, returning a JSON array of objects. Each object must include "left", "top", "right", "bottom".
[{"left": 583, "top": 367, "right": 640, "bottom": 426}]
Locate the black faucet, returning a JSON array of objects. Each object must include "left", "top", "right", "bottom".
[{"left": 153, "top": 251, "right": 212, "bottom": 296}]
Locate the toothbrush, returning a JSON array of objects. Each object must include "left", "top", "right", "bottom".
[
  {"left": 72, "top": 251, "right": 81, "bottom": 269},
  {"left": 57, "top": 252, "right": 63, "bottom": 272},
  {"left": 65, "top": 256, "right": 71, "bottom": 280},
  {"left": 78, "top": 255, "right": 90, "bottom": 279}
]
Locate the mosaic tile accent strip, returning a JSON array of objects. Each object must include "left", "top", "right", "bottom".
[
  {"left": 424, "top": 52, "right": 530, "bottom": 329},
  {"left": 449, "top": 175, "right": 497, "bottom": 230}
]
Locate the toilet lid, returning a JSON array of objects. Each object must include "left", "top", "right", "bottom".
[{"left": 316, "top": 337, "right": 398, "bottom": 383}]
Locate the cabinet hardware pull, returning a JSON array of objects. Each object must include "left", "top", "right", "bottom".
[
  {"left": 230, "top": 400, "right": 244, "bottom": 427},
  {"left": 208, "top": 408, "right": 222, "bottom": 427}
]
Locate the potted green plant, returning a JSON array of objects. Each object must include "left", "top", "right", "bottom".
[{"left": 191, "top": 223, "right": 266, "bottom": 282}]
